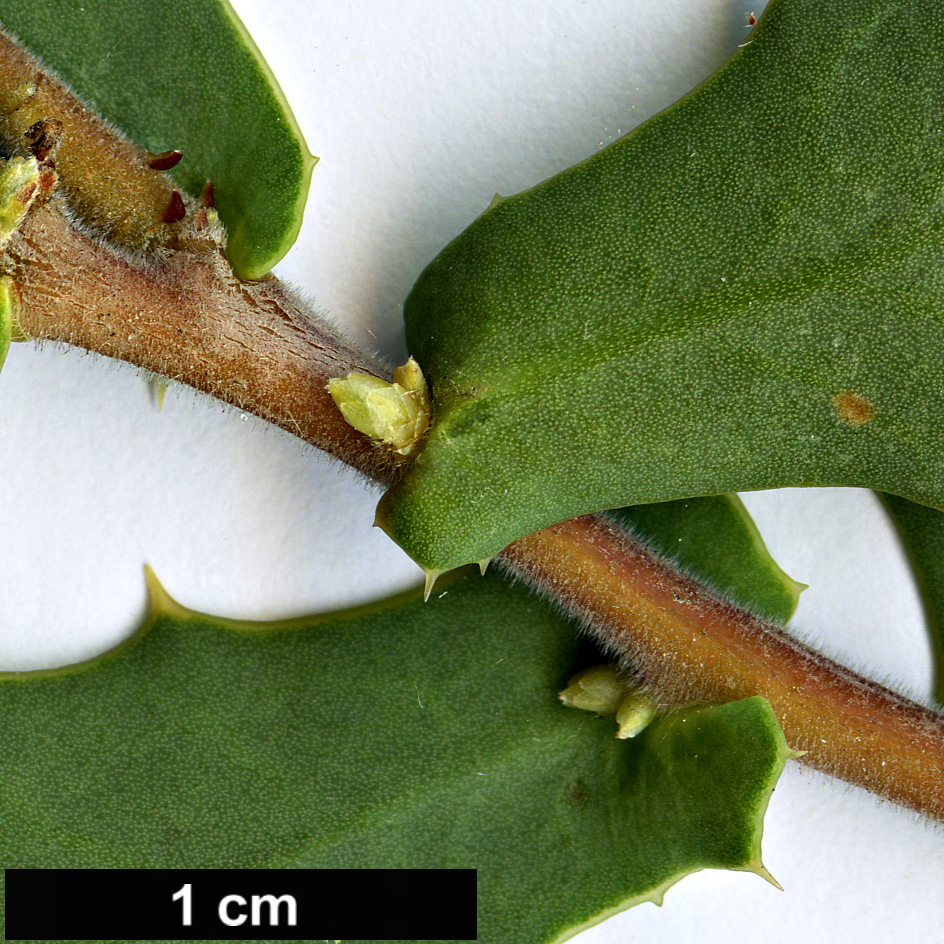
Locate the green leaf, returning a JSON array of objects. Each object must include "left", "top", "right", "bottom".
[
  {"left": 612, "top": 494, "right": 804, "bottom": 624},
  {"left": 377, "top": 0, "right": 944, "bottom": 572},
  {"left": 0, "top": 569, "right": 791, "bottom": 943},
  {"left": 879, "top": 493, "right": 944, "bottom": 707},
  {"left": 0, "top": 0, "right": 315, "bottom": 278}
]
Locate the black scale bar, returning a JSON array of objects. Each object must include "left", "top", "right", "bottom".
[{"left": 4, "top": 868, "right": 477, "bottom": 941}]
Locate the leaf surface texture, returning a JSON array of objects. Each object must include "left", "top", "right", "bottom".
[
  {"left": 381, "top": 0, "right": 944, "bottom": 570},
  {"left": 0, "top": 570, "right": 791, "bottom": 943}
]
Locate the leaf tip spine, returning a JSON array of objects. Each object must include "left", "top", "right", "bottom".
[
  {"left": 423, "top": 568, "right": 445, "bottom": 602},
  {"left": 745, "top": 858, "right": 783, "bottom": 892},
  {"left": 143, "top": 564, "right": 191, "bottom": 622}
]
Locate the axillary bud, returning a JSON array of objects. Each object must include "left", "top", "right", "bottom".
[{"left": 329, "top": 356, "right": 431, "bottom": 456}]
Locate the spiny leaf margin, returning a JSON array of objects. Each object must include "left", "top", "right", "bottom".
[
  {"left": 0, "top": 568, "right": 792, "bottom": 944},
  {"left": 380, "top": 0, "right": 944, "bottom": 571}
]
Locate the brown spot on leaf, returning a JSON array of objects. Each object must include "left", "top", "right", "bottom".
[
  {"left": 833, "top": 391, "right": 875, "bottom": 426},
  {"left": 565, "top": 779, "right": 590, "bottom": 809},
  {"left": 748, "top": 11, "right": 757, "bottom": 25}
]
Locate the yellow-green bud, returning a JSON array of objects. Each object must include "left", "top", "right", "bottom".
[
  {"left": 615, "top": 692, "right": 657, "bottom": 739},
  {"left": 559, "top": 665, "right": 625, "bottom": 715},
  {"left": 329, "top": 356, "right": 431, "bottom": 455},
  {"left": 0, "top": 156, "right": 41, "bottom": 248},
  {"left": 560, "top": 664, "right": 657, "bottom": 739}
]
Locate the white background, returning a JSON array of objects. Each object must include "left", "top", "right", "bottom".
[{"left": 1, "top": 0, "right": 943, "bottom": 940}]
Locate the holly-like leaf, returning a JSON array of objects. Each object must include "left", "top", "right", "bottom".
[
  {"left": 0, "top": 0, "right": 315, "bottom": 278},
  {"left": 879, "top": 493, "right": 944, "bottom": 706},
  {"left": 376, "top": 0, "right": 944, "bottom": 573},
  {"left": 613, "top": 494, "right": 804, "bottom": 624},
  {"left": 0, "top": 569, "right": 791, "bottom": 943}
]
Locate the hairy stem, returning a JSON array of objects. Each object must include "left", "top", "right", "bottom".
[
  {"left": 502, "top": 516, "right": 944, "bottom": 820},
  {"left": 11, "top": 192, "right": 944, "bottom": 820},
  {"left": 7, "top": 197, "right": 401, "bottom": 486},
  {"left": 2, "top": 32, "right": 942, "bottom": 822}
]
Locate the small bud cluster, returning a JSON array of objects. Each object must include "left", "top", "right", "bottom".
[
  {"left": 559, "top": 664, "right": 656, "bottom": 739},
  {"left": 329, "top": 356, "right": 431, "bottom": 457}
]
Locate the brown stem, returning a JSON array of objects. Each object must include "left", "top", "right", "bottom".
[
  {"left": 7, "top": 191, "right": 944, "bottom": 820},
  {"left": 7, "top": 196, "right": 402, "bottom": 486},
  {"left": 0, "top": 36, "right": 940, "bottom": 819},
  {"left": 502, "top": 515, "right": 944, "bottom": 820}
]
